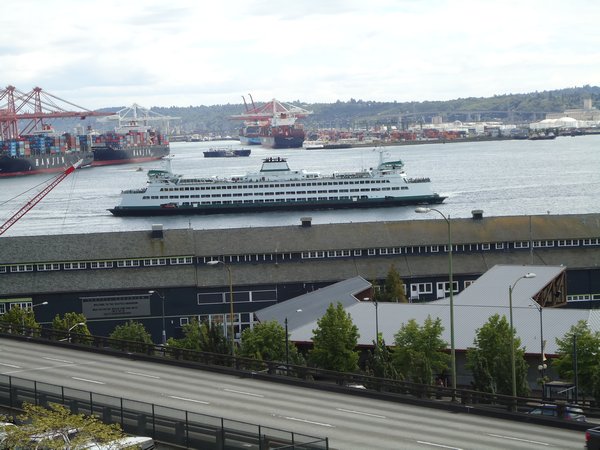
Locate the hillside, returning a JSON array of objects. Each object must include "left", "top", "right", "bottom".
[{"left": 151, "top": 85, "right": 600, "bottom": 135}]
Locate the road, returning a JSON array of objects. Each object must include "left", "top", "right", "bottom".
[{"left": 0, "top": 338, "right": 586, "bottom": 450}]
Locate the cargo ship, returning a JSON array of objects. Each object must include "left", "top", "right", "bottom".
[
  {"left": 109, "top": 151, "right": 445, "bottom": 216},
  {"left": 0, "top": 128, "right": 94, "bottom": 177},
  {"left": 89, "top": 123, "right": 170, "bottom": 166},
  {"left": 231, "top": 98, "right": 312, "bottom": 149},
  {"left": 238, "top": 122, "right": 263, "bottom": 145}
]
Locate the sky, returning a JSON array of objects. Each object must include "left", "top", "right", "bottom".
[{"left": 1, "top": 0, "right": 599, "bottom": 110}]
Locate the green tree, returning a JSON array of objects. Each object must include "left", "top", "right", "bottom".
[
  {"left": 52, "top": 312, "right": 91, "bottom": 344},
  {"left": 374, "top": 264, "right": 408, "bottom": 303},
  {"left": 0, "top": 305, "right": 40, "bottom": 334},
  {"left": 553, "top": 320, "right": 600, "bottom": 399},
  {"left": 466, "top": 314, "right": 529, "bottom": 396},
  {"left": 239, "top": 320, "right": 303, "bottom": 364},
  {"left": 309, "top": 302, "right": 360, "bottom": 372},
  {"left": 365, "top": 339, "right": 400, "bottom": 380},
  {"left": 1, "top": 403, "right": 124, "bottom": 449},
  {"left": 392, "top": 316, "right": 448, "bottom": 385},
  {"left": 109, "top": 320, "right": 153, "bottom": 352},
  {"left": 167, "top": 318, "right": 230, "bottom": 354}
]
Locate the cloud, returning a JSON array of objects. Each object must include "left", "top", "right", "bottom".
[{"left": 1, "top": 0, "right": 599, "bottom": 109}]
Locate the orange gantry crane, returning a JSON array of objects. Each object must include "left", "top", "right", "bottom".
[
  {"left": 0, "top": 160, "right": 82, "bottom": 236},
  {"left": 0, "top": 85, "right": 114, "bottom": 141}
]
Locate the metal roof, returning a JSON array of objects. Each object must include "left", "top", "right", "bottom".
[
  {"left": 283, "top": 265, "right": 600, "bottom": 356},
  {"left": 255, "top": 276, "right": 371, "bottom": 331}
]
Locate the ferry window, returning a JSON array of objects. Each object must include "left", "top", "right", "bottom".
[
  {"left": 583, "top": 238, "right": 600, "bottom": 246},
  {"left": 353, "top": 249, "right": 362, "bottom": 256},
  {"left": 64, "top": 262, "right": 86, "bottom": 270},
  {"left": 514, "top": 241, "right": 529, "bottom": 248},
  {"left": 481, "top": 243, "right": 490, "bottom": 250},
  {"left": 180, "top": 317, "right": 189, "bottom": 326},
  {"left": 367, "top": 249, "right": 376, "bottom": 256},
  {"left": 430, "top": 245, "right": 439, "bottom": 252},
  {"left": 392, "top": 187, "right": 399, "bottom": 190},
  {"left": 318, "top": 190, "right": 327, "bottom": 193},
  {"left": 495, "top": 243, "right": 505, "bottom": 249},
  {"left": 558, "top": 239, "right": 578, "bottom": 246}
]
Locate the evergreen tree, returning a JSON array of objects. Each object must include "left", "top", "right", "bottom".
[
  {"left": 167, "top": 318, "right": 229, "bottom": 354},
  {"left": 553, "top": 320, "right": 600, "bottom": 399},
  {"left": 392, "top": 316, "right": 448, "bottom": 385},
  {"left": 466, "top": 314, "right": 530, "bottom": 396},
  {"left": 365, "top": 339, "right": 400, "bottom": 380},
  {"left": 309, "top": 302, "right": 360, "bottom": 372},
  {"left": 374, "top": 265, "right": 408, "bottom": 303}
]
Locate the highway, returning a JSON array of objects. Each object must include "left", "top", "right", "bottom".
[{"left": 0, "top": 338, "right": 586, "bottom": 450}]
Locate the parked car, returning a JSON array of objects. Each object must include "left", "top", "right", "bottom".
[
  {"left": 82, "top": 435, "right": 155, "bottom": 449},
  {"left": 527, "top": 403, "right": 587, "bottom": 422},
  {"left": 586, "top": 426, "right": 600, "bottom": 450}
]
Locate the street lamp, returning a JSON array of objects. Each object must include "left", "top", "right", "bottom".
[
  {"left": 22, "top": 301, "right": 48, "bottom": 331},
  {"left": 415, "top": 206, "right": 455, "bottom": 396},
  {"left": 509, "top": 272, "right": 536, "bottom": 406},
  {"left": 530, "top": 301, "right": 547, "bottom": 398},
  {"left": 66, "top": 322, "right": 85, "bottom": 343},
  {"left": 207, "top": 260, "right": 235, "bottom": 356},
  {"left": 148, "top": 290, "right": 166, "bottom": 345}
]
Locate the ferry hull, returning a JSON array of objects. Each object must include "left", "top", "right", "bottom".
[
  {"left": 109, "top": 194, "right": 446, "bottom": 216},
  {"left": 261, "top": 135, "right": 304, "bottom": 149},
  {"left": 92, "top": 144, "right": 170, "bottom": 166}
]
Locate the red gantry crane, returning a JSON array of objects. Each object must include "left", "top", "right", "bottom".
[
  {"left": 0, "top": 160, "right": 82, "bottom": 236},
  {"left": 0, "top": 85, "right": 114, "bottom": 141}
]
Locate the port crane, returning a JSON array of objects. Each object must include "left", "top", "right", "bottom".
[
  {"left": 0, "top": 85, "right": 114, "bottom": 141},
  {"left": 0, "top": 160, "right": 82, "bottom": 236},
  {"left": 231, "top": 98, "right": 312, "bottom": 122}
]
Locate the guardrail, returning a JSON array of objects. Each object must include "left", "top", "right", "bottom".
[
  {"left": 0, "top": 374, "right": 328, "bottom": 449},
  {"left": 1, "top": 323, "right": 598, "bottom": 432}
]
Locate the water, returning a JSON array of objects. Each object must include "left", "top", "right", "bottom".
[{"left": 1, "top": 135, "right": 599, "bottom": 237}]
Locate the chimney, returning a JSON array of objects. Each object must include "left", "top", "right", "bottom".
[
  {"left": 471, "top": 210, "right": 483, "bottom": 220},
  {"left": 151, "top": 224, "right": 164, "bottom": 238}
]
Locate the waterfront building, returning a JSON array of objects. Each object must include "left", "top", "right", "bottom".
[{"left": 0, "top": 213, "right": 598, "bottom": 342}]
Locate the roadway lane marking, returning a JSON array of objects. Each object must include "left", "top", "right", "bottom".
[
  {"left": 168, "top": 395, "right": 210, "bottom": 405},
  {"left": 72, "top": 377, "right": 105, "bottom": 385},
  {"left": 417, "top": 441, "right": 462, "bottom": 449},
  {"left": 0, "top": 362, "right": 21, "bottom": 369},
  {"left": 487, "top": 433, "right": 549, "bottom": 446},
  {"left": 224, "top": 388, "right": 264, "bottom": 398},
  {"left": 284, "top": 416, "right": 333, "bottom": 427},
  {"left": 336, "top": 408, "right": 386, "bottom": 419},
  {"left": 125, "top": 371, "right": 160, "bottom": 379},
  {"left": 43, "top": 357, "right": 75, "bottom": 364}
]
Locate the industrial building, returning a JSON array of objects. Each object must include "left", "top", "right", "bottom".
[{"left": 0, "top": 212, "right": 598, "bottom": 343}]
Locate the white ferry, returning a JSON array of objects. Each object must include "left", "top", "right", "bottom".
[{"left": 109, "top": 153, "right": 445, "bottom": 216}]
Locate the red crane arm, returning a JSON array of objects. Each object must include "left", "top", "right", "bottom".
[{"left": 0, "top": 160, "right": 81, "bottom": 236}]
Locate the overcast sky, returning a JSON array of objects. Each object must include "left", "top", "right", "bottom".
[{"left": 1, "top": 0, "right": 598, "bottom": 110}]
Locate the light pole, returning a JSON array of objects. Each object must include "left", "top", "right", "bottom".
[
  {"left": 148, "top": 290, "right": 166, "bottom": 345},
  {"left": 415, "top": 206, "right": 455, "bottom": 395},
  {"left": 509, "top": 272, "right": 536, "bottom": 406},
  {"left": 207, "top": 260, "right": 235, "bottom": 356},
  {"left": 530, "top": 301, "right": 547, "bottom": 398},
  {"left": 66, "top": 322, "right": 85, "bottom": 343},
  {"left": 22, "top": 301, "right": 48, "bottom": 332}
]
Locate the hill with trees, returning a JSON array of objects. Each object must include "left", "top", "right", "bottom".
[{"left": 150, "top": 85, "right": 600, "bottom": 135}]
